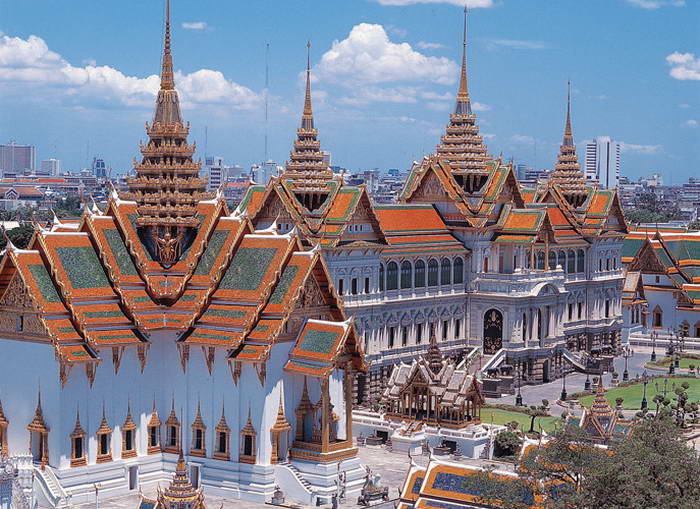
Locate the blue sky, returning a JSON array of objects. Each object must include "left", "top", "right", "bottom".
[{"left": 0, "top": 0, "right": 698, "bottom": 182}]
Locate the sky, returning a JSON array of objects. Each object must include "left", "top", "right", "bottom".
[{"left": 0, "top": 0, "right": 698, "bottom": 182}]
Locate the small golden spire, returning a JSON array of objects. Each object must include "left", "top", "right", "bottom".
[
  {"left": 302, "top": 41, "right": 314, "bottom": 129},
  {"left": 455, "top": 5, "right": 471, "bottom": 115},
  {"left": 160, "top": 0, "right": 175, "bottom": 90},
  {"left": 564, "top": 80, "right": 573, "bottom": 144}
]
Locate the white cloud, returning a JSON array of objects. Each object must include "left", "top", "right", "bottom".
[
  {"left": 421, "top": 91, "right": 452, "bottom": 100},
  {"left": 483, "top": 133, "right": 496, "bottom": 140},
  {"left": 374, "top": 0, "right": 494, "bottom": 6},
  {"left": 338, "top": 86, "right": 420, "bottom": 105},
  {"left": 385, "top": 25, "right": 407, "bottom": 38},
  {"left": 315, "top": 24, "right": 457, "bottom": 86},
  {"left": 679, "top": 103, "right": 691, "bottom": 108},
  {"left": 666, "top": 52, "right": 700, "bottom": 81},
  {"left": 620, "top": 142, "right": 662, "bottom": 154},
  {"left": 182, "top": 22, "right": 209, "bottom": 31},
  {"left": 426, "top": 101, "right": 450, "bottom": 111},
  {"left": 0, "top": 34, "right": 261, "bottom": 111},
  {"left": 510, "top": 134, "right": 535, "bottom": 144},
  {"left": 473, "top": 102, "right": 491, "bottom": 111},
  {"left": 683, "top": 119, "right": 698, "bottom": 128},
  {"left": 625, "top": 0, "right": 685, "bottom": 9},
  {"left": 486, "top": 39, "right": 548, "bottom": 50},
  {"left": 417, "top": 41, "right": 446, "bottom": 50}
]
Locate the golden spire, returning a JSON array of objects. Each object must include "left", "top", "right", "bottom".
[
  {"left": 434, "top": 5, "right": 490, "bottom": 182},
  {"left": 550, "top": 81, "right": 587, "bottom": 207},
  {"left": 160, "top": 0, "right": 174, "bottom": 91},
  {"left": 282, "top": 41, "right": 333, "bottom": 185},
  {"left": 455, "top": 6, "right": 471, "bottom": 115},
  {"left": 563, "top": 80, "right": 573, "bottom": 145},
  {"left": 302, "top": 41, "right": 314, "bottom": 130}
]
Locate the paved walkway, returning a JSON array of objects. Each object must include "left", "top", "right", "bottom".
[{"left": 490, "top": 346, "right": 668, "bottom": 416}]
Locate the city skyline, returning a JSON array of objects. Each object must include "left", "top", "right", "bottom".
[{"left": 0, "top": 0, "right": 697, "bottom": 180}]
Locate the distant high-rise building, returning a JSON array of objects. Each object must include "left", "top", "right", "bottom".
[
  {"left": 515, "top": 163, "right": 527, "bottom": 181},
  {"left": 585, "top": 136, "right": 621, "bottom": 189},
  {"left": 251, "top": 160, "right": 280, "bottom": 185},
  {"left": 205, "top": 156, "right": 227, "bottom": 191},
  {"left": 0, "top": 142, "right": 35, "bottom": 175},
  {"left": 40, "top": 158, "right": 61, "bottom": 176},
  {"left": 92, "top": 157, "right": 107, "bottom": 178}
]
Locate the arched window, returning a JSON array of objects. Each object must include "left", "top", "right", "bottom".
[
  {"left": 536, "top": 252, "right": 545, "bottom": 270},
  {"left": 537, "top": 309, "right": 543, "bottom": 339},
  {"left": 606, "top": 258, "right": 610, "bottom": 271},
  {"left": 379, "top": 264, "right": 385, "bottom": 292},
  {"left": 483, "top": 257, "right": 489, "bottom": 273},
  {"left": 577, "top": 249, "right": 585, "bottom": 273},
  {"left": 428, "top": 259, "right": 439, "bottom": 287},
  {"left": 441, "top": 258, "right": 452, "bottom": 285},
  {"left": 653, "top": 306, "right": 662, "bottom": 328},
  {"left": 387, "top": 262, "right": 398, "bottom": 291},
  {"left": 599, "top": 259, "right": 603, "bottom": 272},
  {"left": 567, "top": 250, "right": 576, "bottom": 274},
  {"left": 522, "top": 313, "right": 528, "bottom": 341},
  {"left": 400, "top": 261, "right": 412, "bottom": 289},
  {"left": 453, "top": 258, "right": 464, "bottom": 284},
  {"left": 558, "top": 250, "right": 566, "bottom": 270},
  {"left": 415, "top": 260, "right": 426, "bottom": 287},
  {"left": 548, "top": 251, "right": 556, "bottom": 271}
]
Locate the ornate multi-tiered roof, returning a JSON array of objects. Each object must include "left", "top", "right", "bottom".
[
  {"left": 123, "top": 0, "right": 212, "bottom": 266},
  {"left": 435, "top": 7, "right": 491, "bottom": 192},
  {"left": 139, "top": 449, "right": 207, "bottom": 509},
  {"left": 549, "top": 83, "right": 588, "bottom": 208},
  {"left": 283, "top": 42, "right": 333, "bottom": 185}
]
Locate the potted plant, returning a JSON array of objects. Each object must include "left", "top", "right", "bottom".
[{"left": 611, "top": 371, "right": 619, "bottom": 385}]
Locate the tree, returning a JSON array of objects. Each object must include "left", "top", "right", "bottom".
[
  {"left": 578, "top": 417, "right": 700, "bottom": 508},
  {"left": 494, "top": 430, "right": 523, "bottom": 458},
  {"left": 0, "top": 224, "right": 34, "bottom": 250},
  {"left": 460, "top": 465, "right": 537, "bottom": 509},
  {"left": 527, "top": 399, "right": 550, "bottom": 433},
  {"left": 514, "top": 418, "right": 700, "bottom": 509}
]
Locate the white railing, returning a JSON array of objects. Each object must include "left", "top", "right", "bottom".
[
  {"left": 33, "top": 464, "right": 68, "bottom": 508},
  {"left": 479, "top": 349, "right": 506, "bottom": 377}
]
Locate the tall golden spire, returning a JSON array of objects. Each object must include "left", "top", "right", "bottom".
[
  {"left": 455, "top": 6, "right": 471, "bottom": 115},
  {"left": 550, "top": 81, "right": 587, "bottom": 207},
  {"left": 160, "top": 0, "right": 174, "bottom": 91},
  {"left": 124, "top": 0, "right": 213, "bottom": 267},
  {"left": 302, "top": 41, "right": 314, "bottom": 130},
  {"left": 282, "top": 41, "right": 333, "bottom": 186},
  {"left": 435, "top": 6, "right": 490, "bottom": 189}
]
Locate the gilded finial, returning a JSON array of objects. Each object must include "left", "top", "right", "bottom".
[
  {"left": 301, "top": 41, "right": 314, "bottom": 129},
  {"left": 454, "top": 5, "right": 471, "bottom": 115},
  {"left": 160, "top": 0, "right": 175, "bottom": 90},
  {"left": 564, "top": 80, "right": 572, "bottom": 140}
]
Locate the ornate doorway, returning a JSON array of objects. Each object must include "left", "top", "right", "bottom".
[{"left": 483, "top": 309, "right": 503, "bottom": 354}]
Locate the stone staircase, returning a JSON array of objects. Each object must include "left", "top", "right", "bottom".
[
  {"left": 33, "top": 464, "right": 69, "bottom": 508},
  {"left": 278, "top": 460, "right": 314, "bottom": 493},
  {"left": 562, "top": 349, "right": 588, "bottom": 373}
]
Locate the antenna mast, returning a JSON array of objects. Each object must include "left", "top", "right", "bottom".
[{"left": 264, "top": 43, "right": 270, "bottom": 163}]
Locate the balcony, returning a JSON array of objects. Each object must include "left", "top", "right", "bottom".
[{"left": 472, "top": 268, "right": 566, "bottom": 295}]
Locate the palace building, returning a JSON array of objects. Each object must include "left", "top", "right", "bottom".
[
  {"left": 0, "top": 3, "right": 365, "bottom": 507},
  {"left": 242, "top": 8, "right": 627, "bottom": 400},
  {"left": 621, "top": 226, "right": 700, "bottom": 348}
]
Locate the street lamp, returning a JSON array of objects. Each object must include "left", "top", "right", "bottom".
[
  {"left": 650, "top": 331, "right": 657, "bottom": 362},
  {"left": 641, "top": 370, "right": 649, "bottom": 411},
  {"left": 584, "top": 373, "right": 591, "bottom": 392},
  {"left": 560, "top": 371, "right": 567, "bottom": 402},
  {"left": 621, "top": 345, "right": 632, "bottom": 382}
]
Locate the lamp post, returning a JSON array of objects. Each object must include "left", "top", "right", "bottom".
[
  {"left": 560, "top": 371, "right": 567, "bottom": 402},
  {"left": 650, "top": 331, "right": 657, "bottom": 362},
  {"left": 622, "top": 345, "right": 632, "bottom": 382},
  {"left": 515, "top": 367, "right": 523, "bottom": 407},
  {"left": 641, "top": 370, "right": 649, "bottom": 411},
  {"left": 584, "top": 373, "right": 591, "bottom": 392}
]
